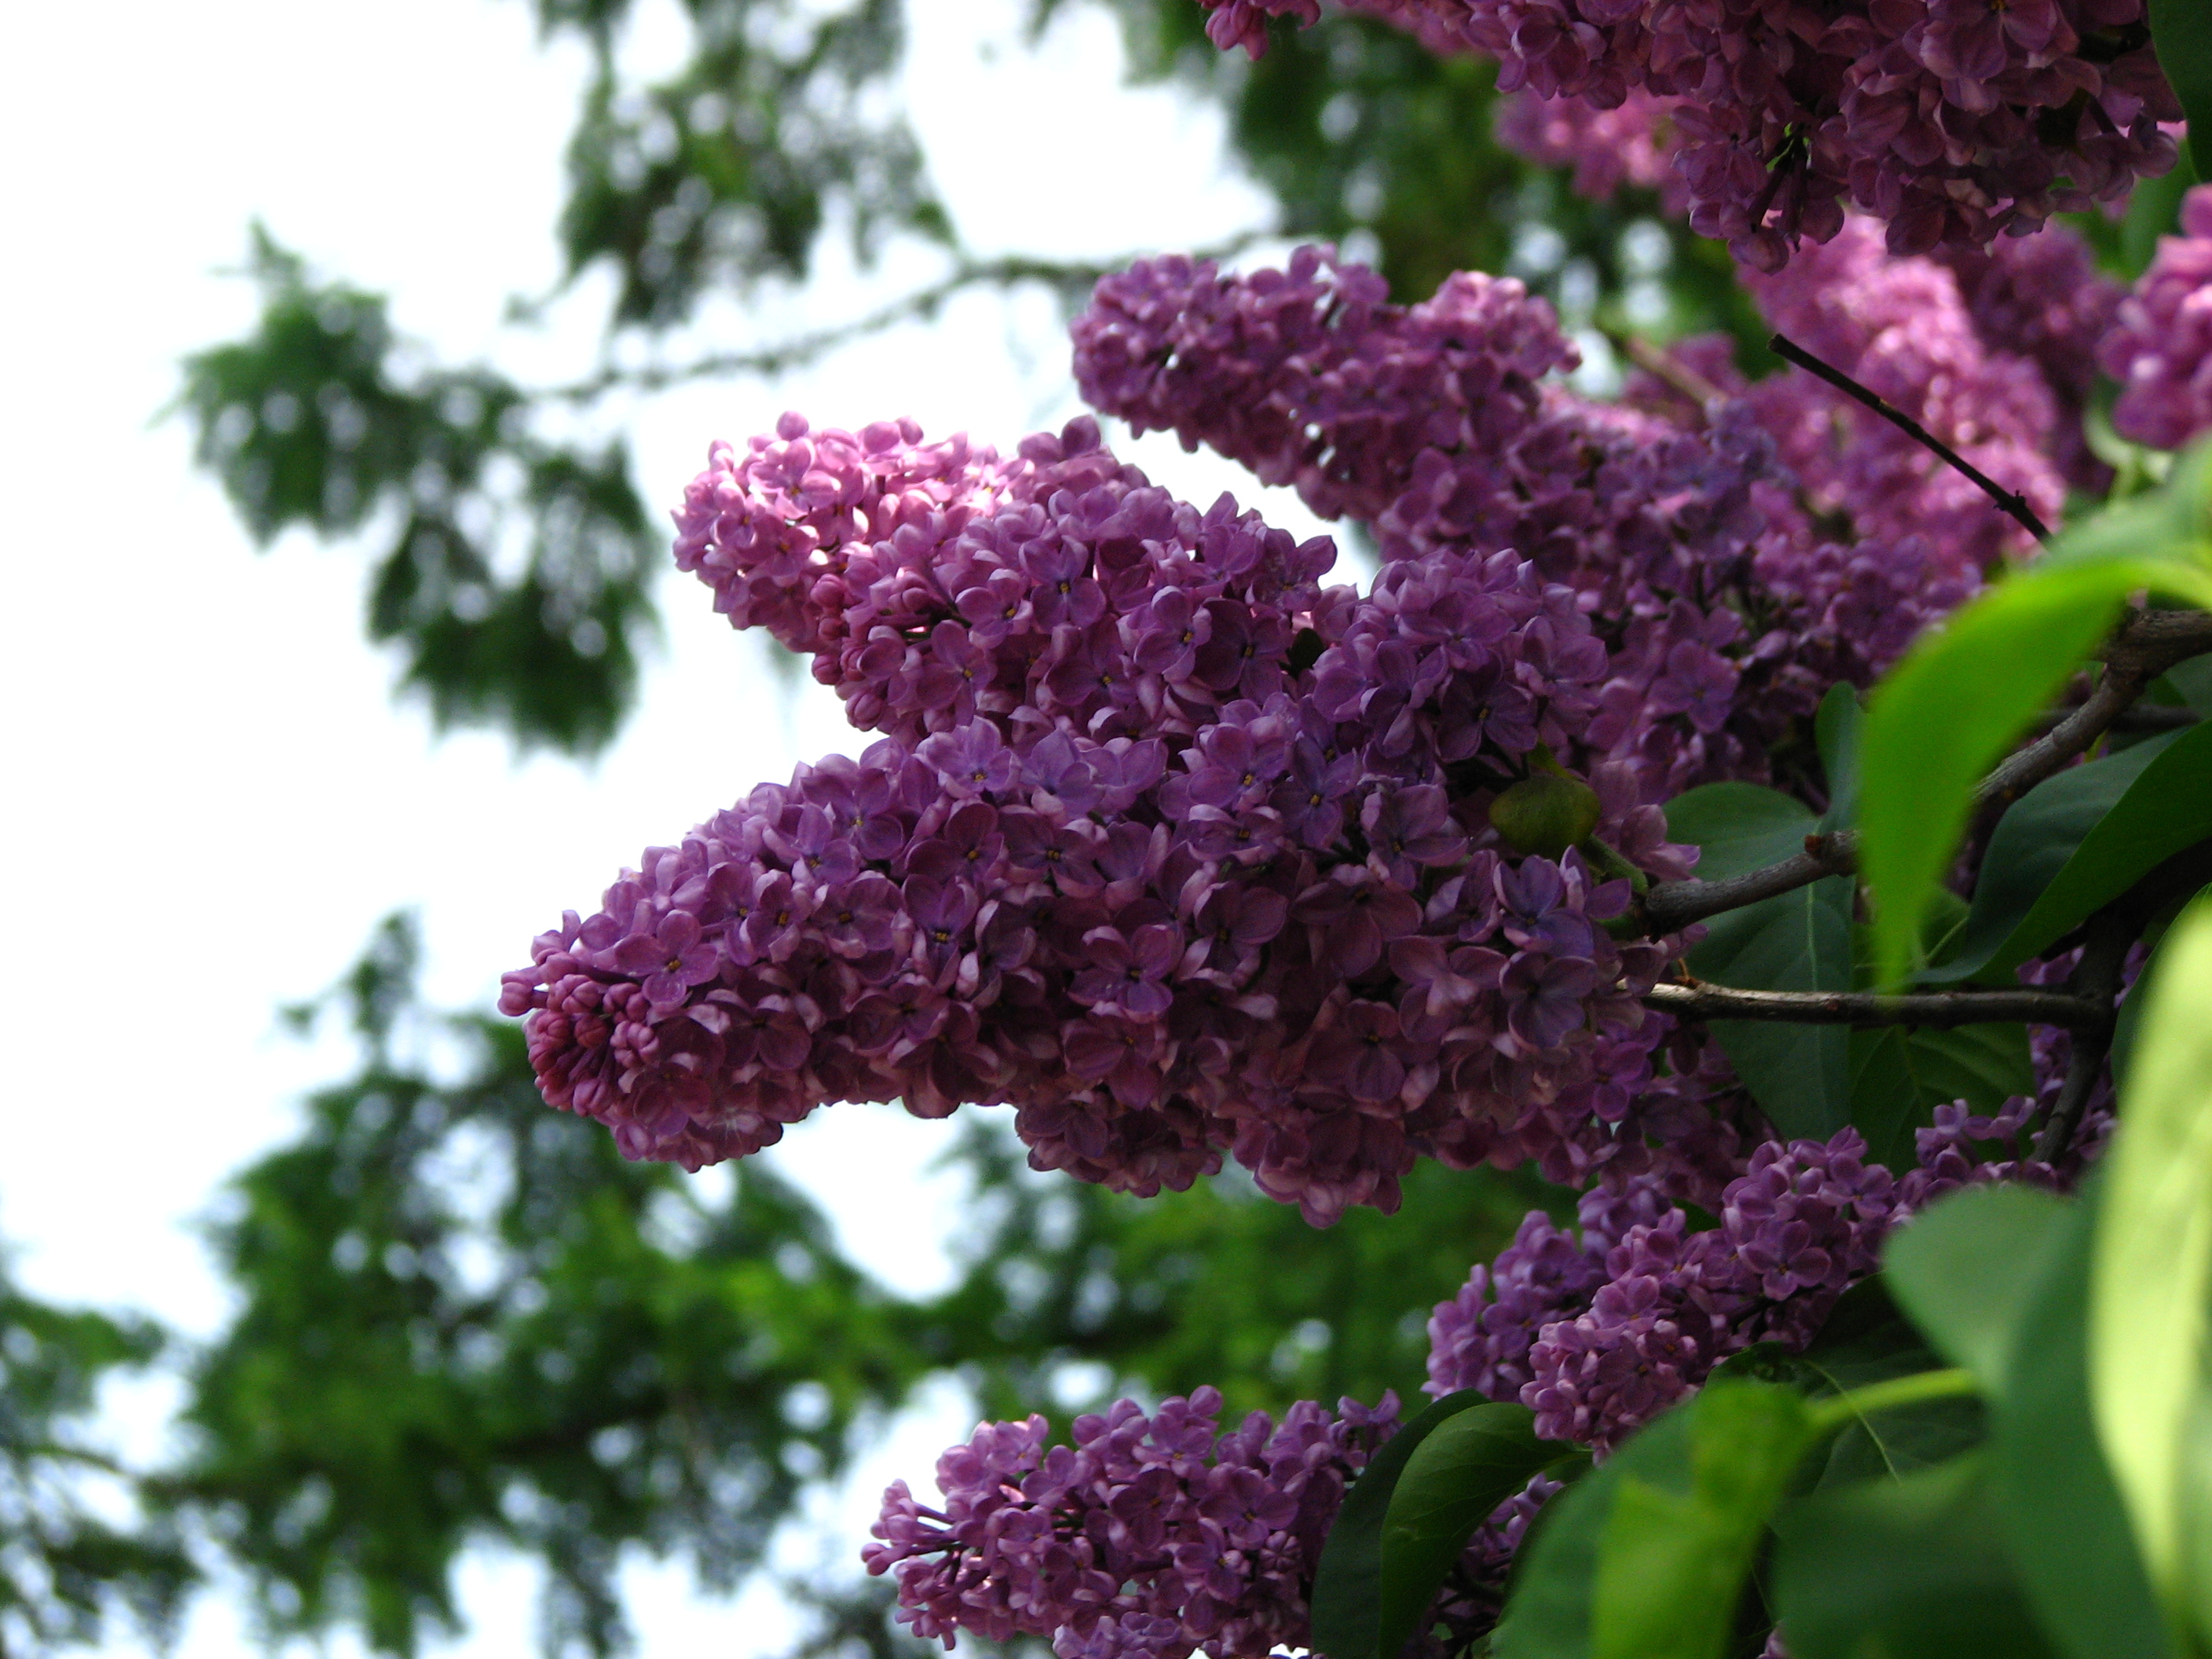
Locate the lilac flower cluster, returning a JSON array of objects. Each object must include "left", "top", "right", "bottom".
[
  {"left": 863, "top": 1387, "right": 1393, "bottom": 1659},
  {"left": 507, "top": 415, "right": 1705, "bottom": 1224},
  {"left": 1425, "top": 1128, "right": 1900, "bottom": 1448},
  {"left": 1200, "top": 0, "right": 2181, "bottom": 266},
  {"left": 1072, "top": 243, "right": 2067, "bottom": 797},
  {"left": 2102, "top": 184, "right": 2212, "bottom": 450}
]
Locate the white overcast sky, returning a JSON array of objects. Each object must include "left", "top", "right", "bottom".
[{"left": 0, "top": 2, "right": 1345, "bottom": 1654}]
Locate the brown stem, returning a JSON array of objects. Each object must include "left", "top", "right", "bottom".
[
  {"left": 1643, "top": 832, "right": 1859, "bottom": 933},
  {"left": 1768, "top": 332, "right": 2050, "bottom": 542},
  {"left": 1643, "top": 981, "right": 2104, "bottom": 1030},
  {"left": 1642, "top": 610, "right": 2212, "bottom": 938}
]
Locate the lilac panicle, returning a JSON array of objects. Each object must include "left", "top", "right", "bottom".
[
  {"left": 864, "top": 1388, "right": 1393, "bottom": 1658},
  {"left": 509, "top": 416, "right": 1695, "bottom": 1225},
  {"left": 1197, "top": 0, "right": 2181, "bottom": 266},
  {"left": 2103, "top": 185, "right": 2212, "bottom": 451}
]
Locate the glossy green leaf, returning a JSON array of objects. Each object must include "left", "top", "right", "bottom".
[
  {"left": 2121, "top": 143, "right": 2202, "bottom": 278},
  {"left": 1881, "top": 1183, "right": 2069, "bottom": 1399},
  {"left": 1309, "top": 1389, "right": 1493, "bottom": 1659},
  {"left": 2093, "top": 896, "right": 2212, "bottom": 1629},
  {"left": 1725, "top": 1280, "right": 1988, "bottom": 1485},
  {"left": 1662, "top": 784, "right": 1853, "bottom": 1137},
  {"left": 1493, "top": 1384, "right": 1817, "bottom": 1659},
  {"left": 1861, "top": 547, "right": 2212, "bottom": 990},
  {"left": 2150, "top": 0, "right": 2212, "bottom": 180},
  {"left": 1371, "top": 1404, "right": 1570, "bottom": 1659},
  {"left": 1996, "top": 1189, "right": 2174, "bottom": 1659},
  {"left": 1591, "top": 1383, "right": 1816, "bottom": 1659},
  {"left": 1845, "top": 1023, "right": 2035, "bottom": 1170},
  {"left": 2113, "top": 882, "right": 2212, "bottom": 1086},
  {"left": 1815, "top": 681, "right": 1862, "bottom": 828},
  {"left": 1771, "top": 1453, "right": 2059, "bottom": 1659},
  {"left": 1923, "top": 723, "right": 2208, "bottom": 983}
]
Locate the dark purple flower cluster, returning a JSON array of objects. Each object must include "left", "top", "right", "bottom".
[
  {"left": 1200, "top": 0, "right": 2181, "bottom": 266},
  {"left": 1072, "top": 244, "right": 2069, "bottom": 798},
  {"left": 862, "top": 1387, "right": 1394, "bottom": 1659},
  {"left": 1072, "top": 246, "right": 1574, "bottom": 526},
  {"left": 508, "top": 416, "right": 1705, "bottom": 1224},
  {"left": 1426, "top": 1128, "right": 1900, "bottom": 1448},
  {"left": 2102, "top": 183, "right": 2212, "bottom": 450}
]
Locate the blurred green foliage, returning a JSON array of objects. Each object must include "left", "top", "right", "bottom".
[
  {"left": 128, "top": 917, "right": 1537, "bottom": 1656},
  {"left": 0, "top": 1260, "right": 194, "bottom": 1655}
]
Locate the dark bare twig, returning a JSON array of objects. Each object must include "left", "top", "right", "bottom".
[
  {"left": 1641, "top": 610, "right": 2212, "bottom": 937},
  {"left": 1642, "top": 833, "right": 1859, "bottom": 934},
  {"left": 1643, "top": 981, "right": 2104, "bottom": 1030},
  {"left": 1768, "top": 331, "right": 2051, "bottom": 542},
  {"left": 2030, "top": 917, "right": 2130, "bottom": 1163},
  {"left": 540, "top": 241, "right": 1263, "bottom": 404}
]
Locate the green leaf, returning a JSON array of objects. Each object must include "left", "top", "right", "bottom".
[
  {"left": 2121, "top": 142, "right": 2203, "bottom": 279},
  {"left": 1662, "top": 784, "right": 1853, "bottom": 1137},
  {"left": 1866, "top": 553, "right": 2212, "bottom": 986},
  {"left": 1771, "top": 1452, "right": 2060, "bottom": 1659},
  {"left": 1845, "top": 1023, "right": 2035, "bottom": 1170},
  {"left": 2150, "top": 0, "right": 2212, "bottom": 181},
  {"left": 1309, "top": 1390, "right": 1496, "bottom": 1659},
  {"left": 1995, "top": 1188, "right": 2175, "bottom": 1659},
  {"left": 2113, "top": 882, "right": 2212, "bottom": 1086},
  {"left": 1592, "top": 1384, "right": 1816, "bottom": 1659},
  {"left": 2093, "top": 895, "right": 2212, "bottom": 1632},
  {"left": 1372, "top": 1404, "right": 1571, "bottom": 1659},
  {"left": 1723, "top": 1280, "right": 1989, "bottom": 1485},
  {"left": 1815, "top": 681, "right": 1862, "bottom": 829},
  {"left": 1493, "top": 1384, "right": 1818, "bottom": 1659},
  {"left": 1881, "top": 1183, "right": 2070, "bottom": 1399},
  {"left": 1923, "top": 723, "right": 2210, "bottom": 983}
]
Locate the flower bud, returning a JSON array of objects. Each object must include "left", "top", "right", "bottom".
[{"left": 1489, "top": 772, "right": 1602, "bottom": 859}]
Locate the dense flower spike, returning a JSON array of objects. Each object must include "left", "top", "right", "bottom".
[
  {"left": 511, "top": 416, "right": 1701, "bottom": 1224},
  {"left": 1074, "top": 243, "right": 2069, "bottom": 797},
  {"left": 1200, "top": 0, "right": 2181, "bottom": 266},
  {"left": 864, "top": 1389, "right": 1393, "bottom": 1658},
  {"left": 1425, "top": 1129, "right": 1899, "bottom": 1448},
  {"left": 2103, "top": 184, "right": 2212, "bottom": 449}
]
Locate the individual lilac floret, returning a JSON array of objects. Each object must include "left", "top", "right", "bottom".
[
  {"left": 1199, "top": 0, "right": 2181, "bottom": 266},
  {"left": 2103, "top": 185, "right": 2212, "bottom": 450},
  {"left": 863, "top": 1388, "right": 1393, "bottom": 1658}
]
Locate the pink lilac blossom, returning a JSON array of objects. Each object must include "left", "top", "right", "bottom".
[
  {"left": 2102, "top": 183, "right": 2212, "bottom": 449},
  {"left": 1425, "top": 1127, "right": 1900, "bottom": 1449},
  {"left": 1197, "top": 0, "right": 2181, "bottom": 267},
  {"left": 1073, "top": 244, "right": 2066, "bottom": 800},
  {"left": 862, "top": 1388, "right": 1393, "bottom": 1658},
  {"left": 506, "top": 416, "right": 1706, "bottom": 1225}
]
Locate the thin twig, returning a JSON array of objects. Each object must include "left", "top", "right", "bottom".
[
  {"left": 1768, "top": 332, "right": 2051, "bottom": 542},
  {"left": 1643, "top": 832, "right": 1859, "bottom": 934},
  {"left": 1641, "top": 609, "right": 2212, "bottom": 937},
  {"left": 540, "top": 240, "right": 1264, "bottom": 404},
  {"left": 1608, "top": 330, "right": 1728, "bottom": 414},
  {"left": 2029, "top": 921, "right": 2130, "bottom": 1163},
  {"left": 1643, "top": 981, "right": 2104, "bottom": 1030}
]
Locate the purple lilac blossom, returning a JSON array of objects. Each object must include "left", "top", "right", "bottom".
[
  {"left": 863, "top": 1388, "right": 1393, "bottom": 1658},
  {"left": 507, "top": 416, "right": 1700, "bottom": 1225},
  {"left": 1073, "top": 244, "right": 2068, "bottom": 800},
  {"left": 2102, "top": 184, "right": 2212, "bottom": 449},
  {"left": 1196, "top": 0, "right": 2181, "bottom": 267}
]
